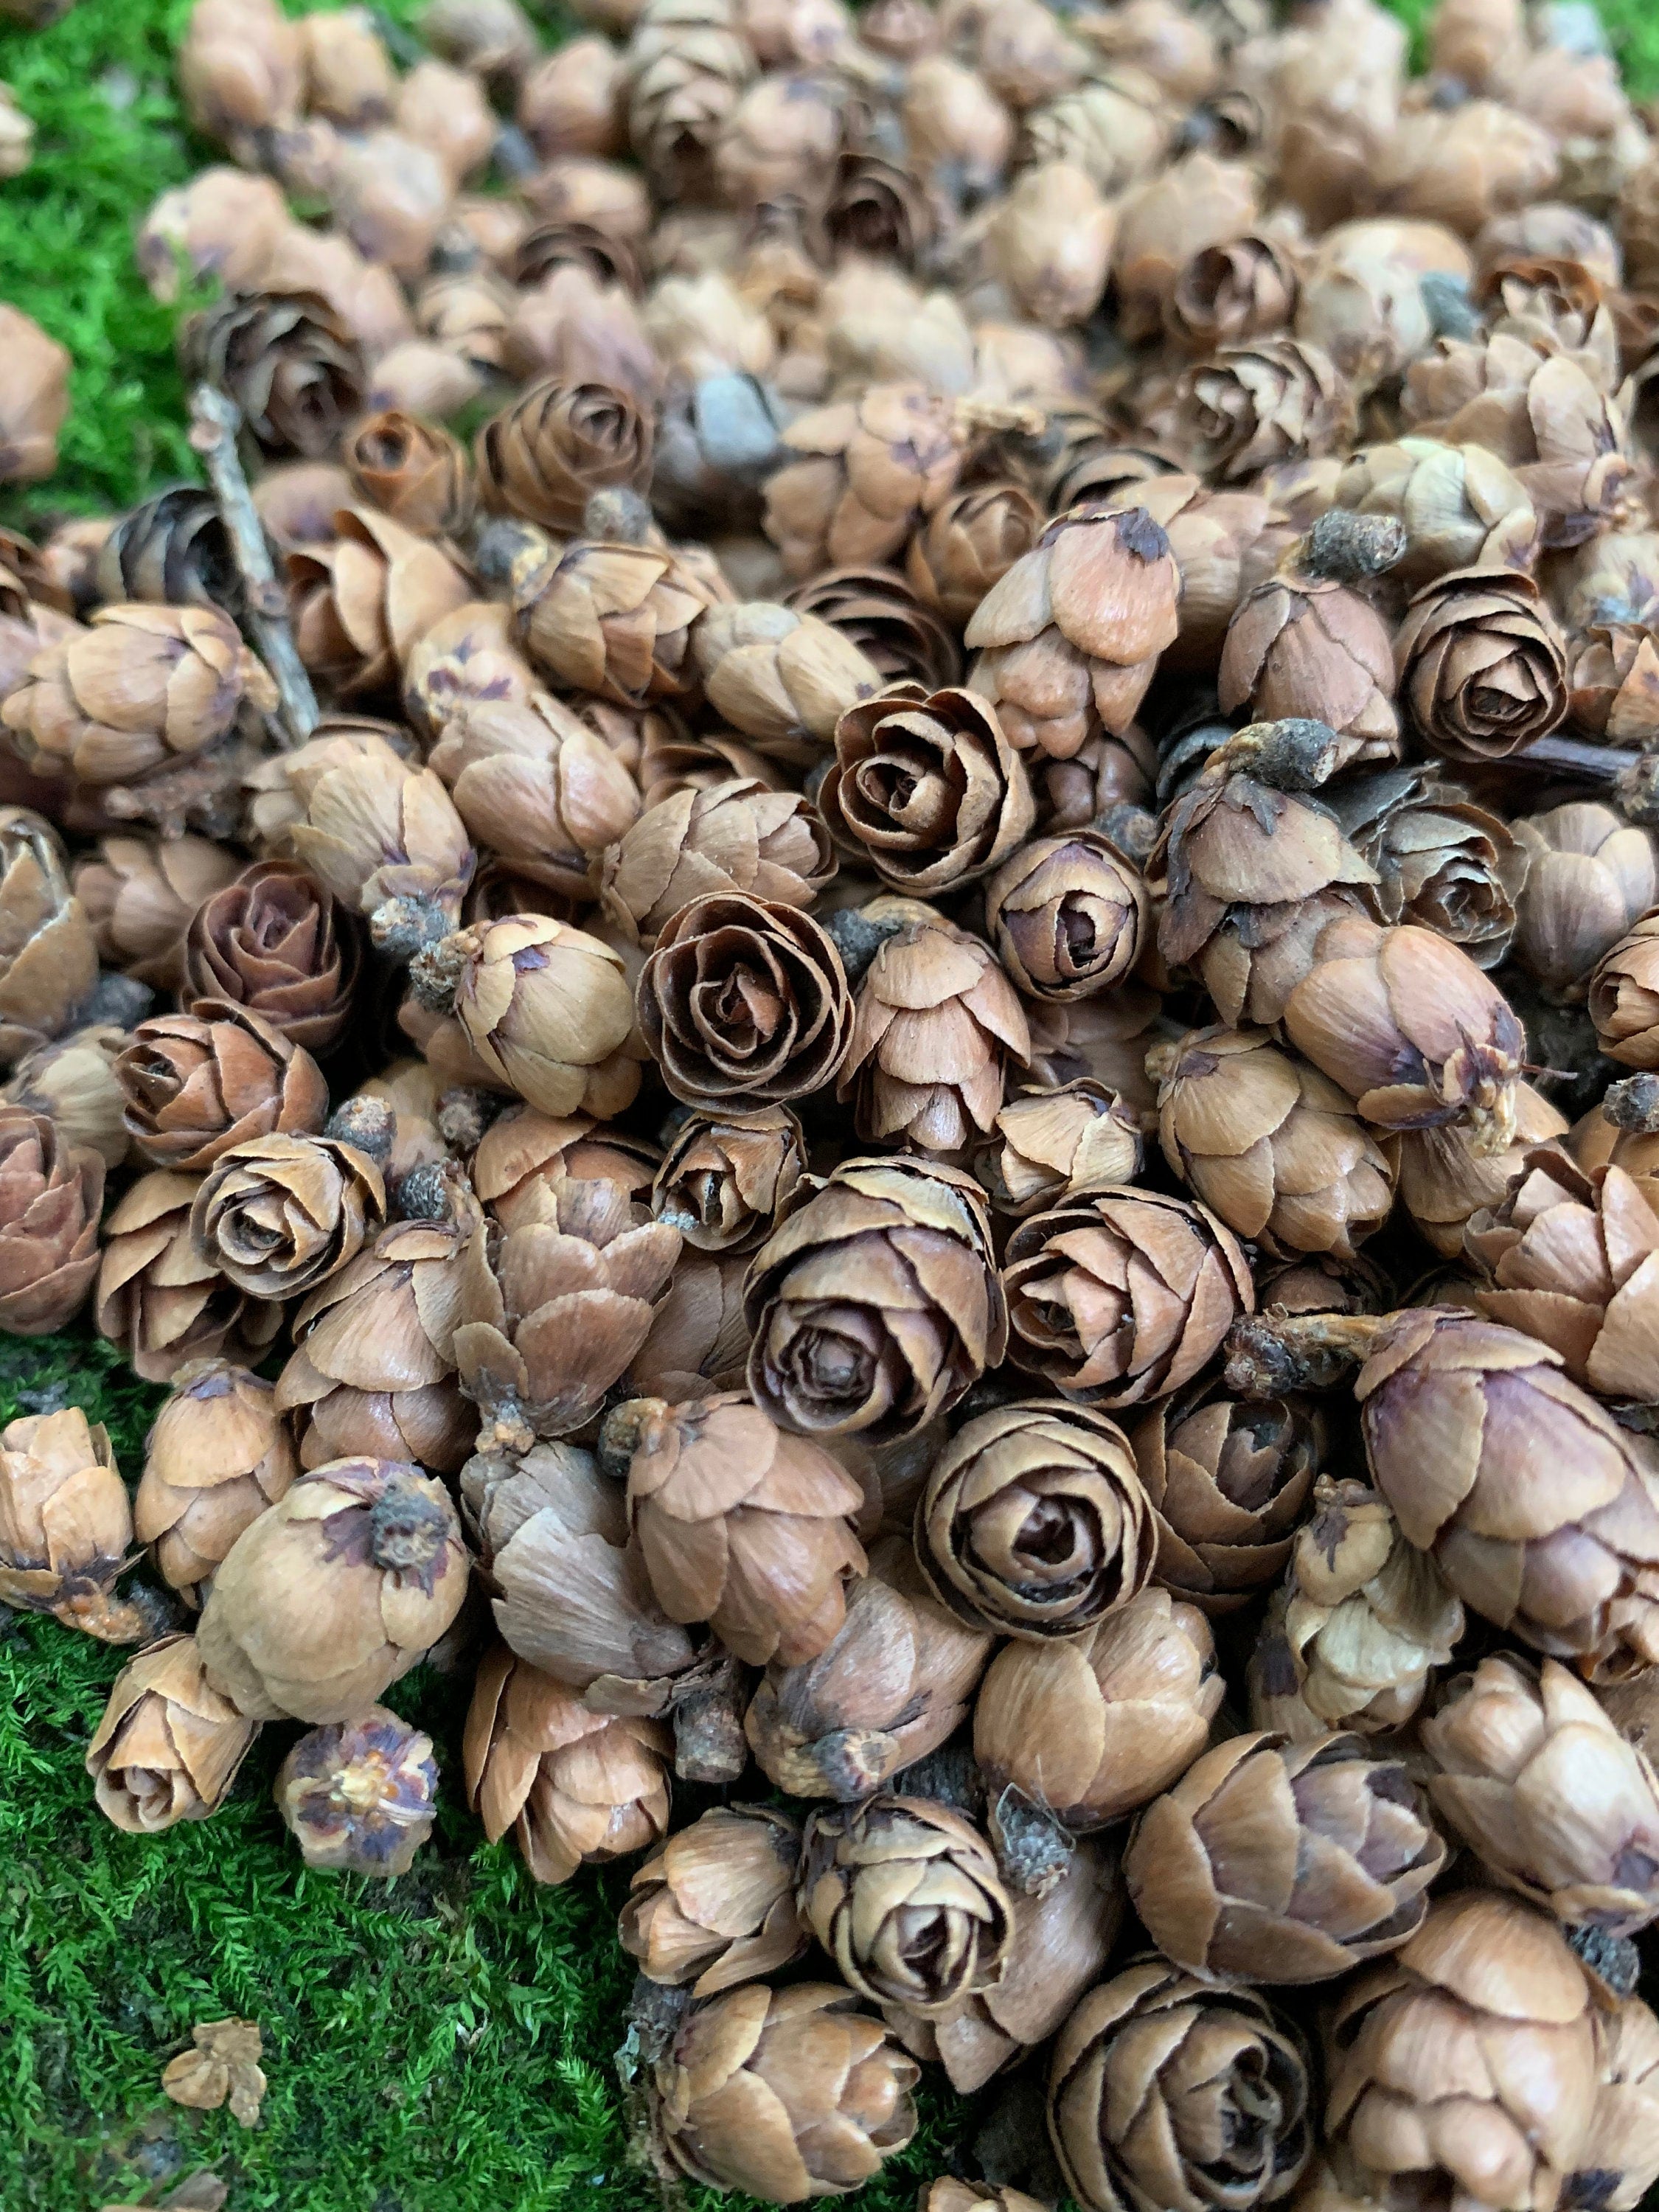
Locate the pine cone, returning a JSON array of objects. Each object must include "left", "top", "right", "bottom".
[
  {"left": 840, "top": 901, "right": 1031, "bottom": 1155},
  {"left": 515, "top": 538, "right": 719, "bottom": 708},
  {"left": 198, "top": 1456, "right": 468, "bottom": 1722},
  {"left": 1324, "top": 1893, "right": 1599, "bottom": 2212},
  {"left": 4, "top": 605, "right": 278, "bottom": 786},
  {"left": 1003, "top": 1186, "right": 1253, "bottom": 1409},
  {"left": 1569, "top": 622, "right": 1659, "bottom": 745},
  {"left": 1512, "top": 803, "right": 1658, "bottom": 1001},
  {"left": 1330, "top": 765, "right": 1526, "bottom": 970},
  {"left": 624, "top": 0, "right": 758, "bottom": 193},
  {"left": 600, "top": 776, "right": 834, "bottom": 943},
  {"left": 115, "top": 1004, "right": 329, "bottom": 1173},
  {"left": 133, "top": 1360, "right": 297, "bottom": 1605},
  {"left": 1155, "top": 1025, "right": 1395, "bottom": 1259},
  {"left": 974, "top": 1586, "right": 1222, "bottom": 1827},
  {"left": 451, "top": 914, "right": 644, "bottom": 1119},
  {"left": 764, "top": 383, "right": 964, "bottom": 581},
  {"left": 181, "top": 289, "right": 366, "bottom": 458},
  {"left": 1161, "top": 337, "right": 1353, "bottom": 483},
  {"left": 0, "top": 808, "right": 97, "bottom": 1070},
  {"left": 1357, "top": 1308, "right": 1659, "bottom": 1679},
  {"left": 1332, "top": 437, "right": 1540, "bottom": 586},
  {"left": 472, "top": 1102, "right": 659, "bottom": 1233},
  {"left": 691, "top": 599, "right": 883, "bottom": 765},
  {"left": 1168, "top": 228, "right": 1301, "bottom": 351},
  {"left": 965, "top": 504, "right": 1181, "bottom": 759},
  {"left": 1591, "top": 913, "right": 1659, "bottom": 1070},
  {"left": 651, "top": 1105, "right": 804, "bottom": 1254},
  {"left": 973, "top": 1080, "right": 1144, "bottom": 1219},
  {"left": 908, "top": 484, "right": 1042, "bottom": 627},
  {"left": 476, "top": 377, "right": 653, "bottom": 532},
  {"left": 630, "top": 1250, "right": 751, "bottom": 1400},
  {"left": 1049, "top": 1961, "right": 1312, "bottom": 2212},
  {"left": 622, "top": 1804, "right": 807, "bottom": 1992},
  {"left": 785, "top": 568, "right": 961, "bottom": 695},
  {"left": 919, "top": 1398, "right": 1155, "bottom": 1638},
  {"left": 182, "top": 859, "right": 359, "bottom": 1054},
  {"left": 288, "top": 507, "right": 471, "bottom": 696},
  {"left": 192, "top": 1131, "right": 386, "bottom": 1301},
  {"left": 464, "top": 1641, "right": 671, "bottom": 1882},
  {"left": 94, "top": 1167, "right": 285, "bottom": 1384},
  {"left": 344, "top": 409, "right": 475, "bottom": 538},
  {"left": 745, "top": 1155, "right": 1006, "bottom": 1441},
  {"left": 1130, "top": 1383, "right": 1323, "bottom": 1613},
  {"left": 86, "top": 1633, "right": 257, "bottom": 1833},
  {"left": 1113, "top": 151, "right": 1259, "bottom": 343},
  {"left": 74, "top": 832, "right": 238, "bottom": 992},
  {"left": 3, "top": 1026, "right": 129, "bottom": 1172},
  {"left": 1394, "top": 566, "right": 1569, "bottom": 762},
  {"left": 95, "top": 487, "right": 243, "bottom": 616},
  {"left": 1395, "top": 1079, "right": 1566, "bottom": 1257},
  {"left": 745, "top": 1535, "right": 994, "bottom": 1797},
  {"left": 0, "top": 1405, "right": 140, "bottom": 1641},
  {"left": 1220, "top": 572, "right": 1399, "bottom": 759},
  {"left": 984, "top": 830, "right": 1150, "bottom": 1003},
  {"left": 0, "top": 1101, "right": 105, "bottom": 1335},
  {"left": 1568, "top": 1994, "right": 1659, "bottom": 2212}
]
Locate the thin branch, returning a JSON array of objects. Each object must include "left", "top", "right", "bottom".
[{"left": 188, "top": 382, "right": 317, "bottom": 747}]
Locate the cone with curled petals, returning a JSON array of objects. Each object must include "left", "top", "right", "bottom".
[
  {"left": 973, "top": 1081, "right": 1144, "bottom": 1220},
  {"left": 745, "top": 1155, "right": 1005, "bottom": 1443},
  {"left": 344, "top": 409, "right": 473, "bottom": 538},
  {"left": 745, "top": 1535, "right": 994, "bottom": 1800},
  {"left": 1330, "top": 765, "right": 1526, "bottom": 972},
  {"left": 182, "top": 860, "right": 359, "bottom": 1055},
  {"left": 964, "top": 504, "right": 1182, "bottom": 760},
  {"left": 476, "top": 377, "right": 653, "bottom": 532},
  {"left": 196, "top": 1458, "right": 469, "bottom": 1723},
  {"left": 1394, "top": 566, "right": 1569, "bottom": 762},
  {"left": 449, "top": 914, "right": 645, "bottom": 1120},
  {"left": 974, "top": 1587, "right": 1222, "bottom": 1829},
  {"left": 1131, "top": 1385, "right": 1323, "bottom": 1614},
  {"left": 984, "top": 832, "right": 1149, "bottom": 1004},
  {"left": 1161, "top": 336, "right": 1353, "bottom": 484},
  {"left": 2, "top": 605, "right": 278, "bottom": 787},
  {"left": 1155, "top": 1026, "right": 1395, "bottom": 1261},
  {"left": 115, "top": 1004, "right": 328, "bottom": 1174},
  {"left": 800, "top": 1795, "right": 1012, "bottom": 2017},
  {"left": 638, "top": 892, "right": 853, "bottom": 1109},
  {"left": 0, "top": 1102, "right": 105, "bottom": 1336},
  {"left": 652, "top": 1105, "right": 804, "bottom": 1255},
  {"left": 818, "top": 685, "right": 1034, "bottom": 897},
  {"left": 1357, "top": 1308, "right": 1659, "bottom": 1680},
  {"left": 1591, "top": 914, "right": 1659, "bottom": 1071},
  {"left": 1003, "top": 1186, "right": 1253, "bottom": 1411},
  {"left": 1422, "top": 1652, "right": 1659, "bottom": 1935},
  {"left": 838, "top": 901, "right": 1030, "bottom": 1156},
  {"left": 453, "top": 1191, "right": 681, "bottom": 1451},
  {"left": 1284, "top": 914, "right": 1525, "bottom": 1150},
  {"left": 908, "top": 484, "right": 1042, "bottom": 630},
  {"left": 652, "top": 1980, "right": 919, "bottom": 2201},
  {"left": 1251, "top": 1475, "right": 1464, "bottom": 1739},
  {"left": 600, "top": 777, "right": 835, "bottom": 945},
  {"left": 1124, "top": 1731, "right": 1446, "bottom": 1985},
  {"left": 86, "top": 1633, "right": 258, "bottom": 1834},
  {"left": 134, "top": 1360, "right": 297, "bottom": 1607},
  {"left": 94, "top": 1169, "right": 285, "bottom": 1385},
  {"left": 1568, "top": 1994, "right": 1659, "bottom": 2212},
  {"left": 617, "top": 1391, "right": 866, "bottom": 1666},
  {"left": 1048, "top": 1960, "right": 1314, "bottom": 2212},
  {"left": 464, "top": 1641, "right": 670, "bottom": 1884},
  {"left": 191, "top": 1131, "right": 386, "bottom": 1302},
  {"left": 276, "top": 1213, "right": 479, "bottom": 1474},
  {"left": 1322, "top": 1892, "right": 1599, "bottom": 2212},
  {"left": 887, "top": 1836, "right": 1123, "bottom": 2096},
  {"left": 622, "top": 1804, "right": 807, "bottom": 1994},
  {"left": 690, "top": 600, "right": 883, "bottom": 768},
  {"left": 918, "top": 1399, "right": 1155, "bottom": 1640},
  {"left": 288, "top": 507, "right": 471, "bottom": 698}
]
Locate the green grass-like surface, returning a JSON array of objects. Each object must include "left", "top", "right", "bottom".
[{"left": 6, "top": 0, "right": 1659, "bottom": 2202}]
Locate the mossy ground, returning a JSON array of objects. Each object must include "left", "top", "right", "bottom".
[{"left": 5, "top": 0, "right": 1659, "bottom": 2203}]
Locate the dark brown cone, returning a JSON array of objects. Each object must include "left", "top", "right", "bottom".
[
  {"left": 181, "top": 290, "right": 367, "bottom": 459},
  {"left": 475, "top": 377, "right": 653, "bottom": 532},
  {"left": 183, "top": 860, "right": 359, "bottom": 1056},
  {"left": 116, "top": 1003, "right": 330, "bottom": 1173},
  {"left": 1394, "top": 566, "right": 1570, "bottom": 762},
  {"left": 344, "top": 410, "right": 475, "bottom": 538}
]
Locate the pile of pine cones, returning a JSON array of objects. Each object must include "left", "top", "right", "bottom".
[{"left": 12, "top": 0, "right": 1659, "bottom": 2200}]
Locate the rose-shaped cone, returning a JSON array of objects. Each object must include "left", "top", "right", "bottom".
[{"left": 621, "top": 1804, "right": 807, "bottom": 1995}]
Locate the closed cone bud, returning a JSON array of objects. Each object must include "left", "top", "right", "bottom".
[
  {"left": 1357, "top": 1308, "right": 1659, "bottom": 1679},
  {"left": 290, "top": 506, "right": 472, "bottom": 698},
  {"left": 74, "top": 833, "right": 239, "bottom": 992},
  {"left": 966, "top": 503, "right": 1182, "bottom": 760},
  {"left": 1251, "top": 1474, "right": 1463, "bottom": 1737},
  {"left": 692, "top": 600, "right": 882, "bottom": 766},
  {"left": 601, "top": 776, "right": 834, "bottom": 944},
  {"left": 451, "top": 914, "right": 644, "bottom": 1120},
  {"left": 1592, "top": 914, "right": 1659, "bottom": 1070},
  {"left": 788, "top": 567, "right": 961, "bottom": 698},
  {"left": 464, "top": 1641, "right": 670, "bottom": 1882},
  {"left": 765, "top": 382, "right": 965, "bottom": 582},
  {"left": 746, "top": 1155, "right": 1005, "bottom": 1442},
  {"left": 621, "top": 1804, "right": 807, "bottom": 1992},
  {"left": 1324, "top": 1893, "right": 1599, "bottom": 2212},
  {"left": 0, "top": 809, "right": 97, "bottom": 1071},
  {"left": 653, "top": 1981, "right": 919, "bottom": 2199},
  {"left": 86, "top": 1632, "right": 258, "bottom": 1833},
  {"left": 800, "top": 1795, "right": 1012, "bottom": 2015},
  {"left": 652, "top": 1105, "right": 804, "bottom": 1254},
  {"left": 520, "top": 36, "right": 626, "bottom": 159},
  {"left": 1423, "top": 1652, "right": 1659, "bottom": 1935},
  {"left": 1126, "top": 1731, "right": 1446, "bottom": 1983},
  {"left": 285, "top": 730, "right": 475, "bottom": 941},
  {"left": 1568, "top": 1994, "right": 1659, "bottom": 2212},
  {"left": 1332, "top": 437, "right": 1539, "bottom": 586},
  {"left": 275, "top": 1705, "right": 438, "bottom": 1877},
  {"left": 1156, "top": 1026, "right": 1395, "bottom": 1260},
  {"left": 135, "top": 1360, "right": 297, "bottom": 1606},
  {"left": 1048, "top": 1961, "right": 1312, "bottom": 2212},
  {"left": 515, "top": 538, "right": 717, "bottom": 709},
  {"left": 840, "top": 901, "right": 1031, "bottom": 1155},
  {"left": 1131, "top": 1383, "right": 1323, "bottom": 1613},
  {"left": 198, "top": 1457, "right": 467, "bottom": 1722},
  {"left": 115, "top": 1004, "right": 328, "bottom": 1174},
  {"left": 919, "top": 1399, "right": 1155, "bottom": 1640},
  {"left": 989, "top": 162, "right": 1116, "bottom": 330},
  {"left": 1003, "top": 1186, "right": 1253, "bottom": 1410},
  {"left": 973, "top": 1079, "right": 1144, "bottom": 1219},
  {"left": 1220, "top": 571, "right": 1398, "bottom": 761},
  {"left": 640, "top": 891, "right": 852, "bottom": 1109},
  {"left": 4, "top": 1026, "right": 129, "bottom": 1171},
  {"left": 95, "top": 1168, "right": 285, "bottom": 1384},
  {"left": 0, "top": 1405, "right": 140, "bottom": 1641},
  {"left": 0, "top": 1102, "right": 105, "bottom": 1335},
  {"left": 192, "top": 1132, "right": 386, "bottom": 1302},
  {"left": 746, "top": 1535, "right": 993, "bottom": 1798},
  {"left": 975, "top": 1586, "right": 1223, "bottom": 1827}
]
